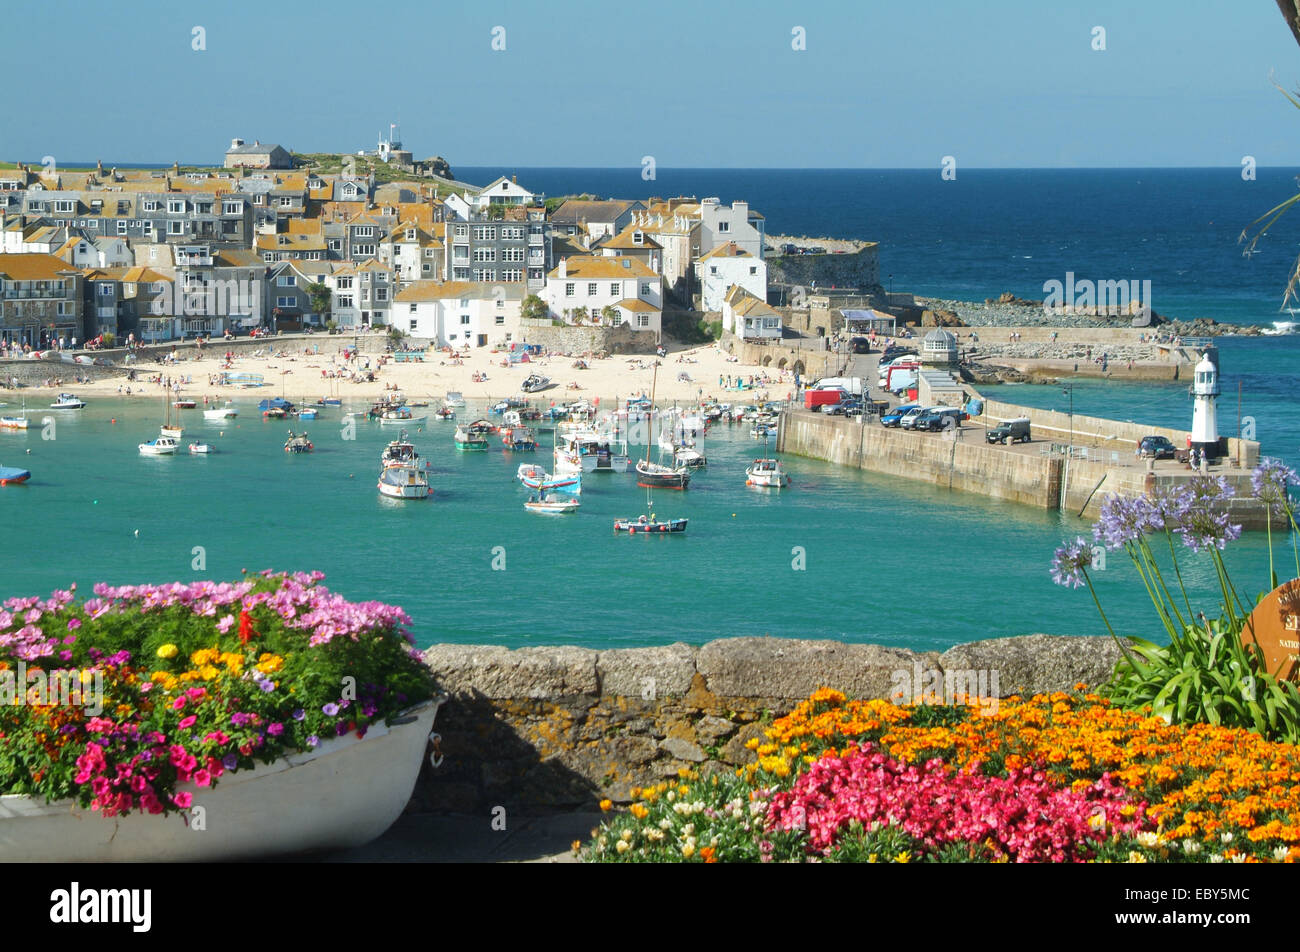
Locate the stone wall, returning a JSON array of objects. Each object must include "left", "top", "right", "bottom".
[
  {"left": 766, "top": 244, "right": 882, "bottom": 295},
  {"left": 411, "top": 634, "right": 1124, "bottom": 813},
  {"left": 0, "top": 358, "right": 127, "bottom": 388},
  {"left": 515, "top": 321, "right": 657, "bottom": 355}
]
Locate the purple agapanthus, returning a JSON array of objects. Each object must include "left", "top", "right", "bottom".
[
  {"left": 1092, "top": 494, "right": 1162, "bottom": 550},
  {"left": 1177, "top": 508, "right": 1243, "bottom": 553},
  {"left": 1252, "top": 458, "right": 1297, "bottom": 516},
  {"left": 1051, "top": 537, "right": 1094, "bottom": 589}
]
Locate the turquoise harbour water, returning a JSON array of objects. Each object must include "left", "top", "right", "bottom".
[{"left": 0, "top": 383, "right": 1291, "bottom": 652}]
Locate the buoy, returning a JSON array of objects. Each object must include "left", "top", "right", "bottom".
[
  {"left": 111, "top": 418, "right": 117, "bottom": 424},
  {"left": 133, "top": 529, "right": 139, "bottom": 537},
  {"left": 93, "top": 500, "right": 98, "bottom": 505}
]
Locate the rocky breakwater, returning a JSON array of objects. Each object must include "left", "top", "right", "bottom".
[
  {"left": 920, "top": 294, "right": 1264, "bottom": 336},
  {"left": 410, "top": 635, "right": 1127, "bottom": 814}
]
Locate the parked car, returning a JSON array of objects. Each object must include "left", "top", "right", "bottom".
[
  {"left": 849, "top": 337, "right": 871, "bottom": 354},
  {"left": 810, "top": 246, "right": 827, "bottom": 254},
  {"left": 914, "top": 407, "right": 964, "bottom": 432},
  {"left": 987, "top": 418, "right": 1032, "bottom": 444},
  {"left": 781, "top": 243, "right": 799, "bottom": 255},
  {"left": 899, "top": 406, "right": 933, "bottom": 430},
  {"left": 880, "top": 345, "right": 917, "bottom": 363},
  {"left": 880, "top": 404, "right": 920, "bottom": 428},
  {"left": 1138, "top": 435, "right": 1176, "bottom": 459}
]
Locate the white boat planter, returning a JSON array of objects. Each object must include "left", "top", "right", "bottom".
[{"left": 0, "top": 697, "right": 445, "bottom": 862}]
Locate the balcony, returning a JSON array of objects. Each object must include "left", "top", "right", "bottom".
[{"left": 528, "top": 234, "right": 544, "bottom": 246}]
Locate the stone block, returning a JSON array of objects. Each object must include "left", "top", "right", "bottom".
[
  {"left": 423, "top": 644, "right": 599, "bottom": 699},
  {"left": 698, "top": 636, "right": 928, "bottom": 701},
  {"left": 938, "top": 634, "right": 1126, "bottom": 697},
  {"left": 596, "top": 642, "right": 697, "bottom": 698}
]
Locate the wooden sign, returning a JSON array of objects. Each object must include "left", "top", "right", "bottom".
[{"left": 1242, "top": 579, "right": 1300, "bottom": 681}]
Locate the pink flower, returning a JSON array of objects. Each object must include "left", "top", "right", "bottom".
[
  {"left": 172, "top": 792, "right": 193, "bottom": 809},
  {"left": 178, "top": 715, "right": 197, "bottom": 729},
  {"left": 193, "top": 769, "right": 212, "bottom": 787},
  {"left": 172, "top": 697, "right": 187, "bottom": 710},
  {"left": 66, "top": 618, "right": 81, "bottom": 631},
  {"left": 216, "top": 614, "right": 235, "bottom": 634}
]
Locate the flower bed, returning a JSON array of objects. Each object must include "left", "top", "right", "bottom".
[
  {"left": 0, "top": 571, "right": 437, "bottom": 817},
  {"left": 578, "top": 688, "right": 1300, "bottom": 863}
]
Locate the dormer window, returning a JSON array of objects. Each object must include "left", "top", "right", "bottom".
[
  {"left": 632, "top": 231, "right": 643, "bottom": 245},
  {"left": 406, "top": 229, "right": 416, "bottom": 240},
  {"left": 168, "top": 200, "right": 185, "bottom": 214}
]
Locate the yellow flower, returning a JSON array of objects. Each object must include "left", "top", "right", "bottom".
[
  {"left": 894, "top": 852, "right": 911, "bottom": 864},
  {"left": 867, "top": 854, "right": 878, "bottom": 863},
  {"left": 682, "top": 844, "right": 695, "bottom": 859},
  {"left": 599, "top": 799, "right": 613, "bottom": 812},
  {"left": 571, "top": 840, "right": 582, "bottom": 853},
  {"left": 155, "top": 644, "right": 178, "bottom": 659},
  {"left": 198, "top": 665, "right": 219, "bottom": 681}
]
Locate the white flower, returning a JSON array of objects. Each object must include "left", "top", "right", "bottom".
[
  {"left": 1182, "top": 840, "right": 1202, "bottom": 854},
  {"left": 1273, "top": 846, "right": 1290, "bottom": 862},
  {"left": 1135, "top": 832, "right": 1160, "bottom": 848},
  {"left": 658, "top": 818, "right": 672, "bottom": 831},
  {"left": 1230, "top": 853, "right": 1247, "bottom": 864},
  {"left": 1221, "top": 832, "right": 1234, "bottom": 843},
  {"left": 620, "top": 828, "right": 633, "bottom": 841},
  {"left": 710, "top": 835, "right": 720, "bottom": 847},
  {"left": 666, "top": 791, "right": 676, "bottom": 802},
  {"left": 615, "top": 839, "right": 630, "bottom": 854},
  {"left": 1210, "top": 853, "right": 1224, "bottom": 864},
  {"left": 683, "top": 823, "right": 695, "bottom": 836}
]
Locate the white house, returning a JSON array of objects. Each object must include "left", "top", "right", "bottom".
[
  {"left": 380, "top": 220, "right": 443, "bottom": 281},
  {"left": 543, "top": 255, "right": 663, "bottom": 338},
  {"left": 722, "top": 285, "right": 782, "bottom": 340},
  {"left": 327, "top": 260, "right": 394, "bottom": 329},
  {"left": 470, "top": 176, "right": 536, "bottom": 212},
  {"left": 392, "top": 280, "right": 522, "bottom": 347},
  {"left": 697, "top": 241, "right": 766, "bottom": 312},
  {"left": 697, "top": 197, "right": 764, "bottom": 257}
]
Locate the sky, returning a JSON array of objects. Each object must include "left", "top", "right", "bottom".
[{"left": 4, "top": 0, "right": 1300, "bottom": 169}]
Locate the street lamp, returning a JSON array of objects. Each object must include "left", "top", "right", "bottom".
[{"left": 1062, "top": 383, "right": 1074, "bottom": 455}]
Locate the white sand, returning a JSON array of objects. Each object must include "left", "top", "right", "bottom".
[{"left": 28, "top": 341, "right": 798, "bottom": 409}]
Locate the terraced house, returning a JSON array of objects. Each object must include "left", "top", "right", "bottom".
[
  {"left": 0, "top": 252, "right": 84, "bottom": 346},
  {"left": 443, "top": 177, "right": 552, "bottom": 291}
]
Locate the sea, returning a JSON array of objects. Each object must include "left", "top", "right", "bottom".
[{"left": 1, "top": 168, "right": 1297, "bottom": 652}]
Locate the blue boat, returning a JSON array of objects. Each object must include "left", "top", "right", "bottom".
[
  {"left": 0, "top": 464, "right": 30, "bottom": 485},
  {"left": 259, "top": 397, "right": 294, "bottom": 418}
]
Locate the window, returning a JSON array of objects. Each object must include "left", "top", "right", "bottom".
[
  {"left": 500, "top": 269, "right": 521, "bottom": 282},
  {"left": 409, "top": 318, "right": 417, "bottom": 331},
  {"left": 502, "top": 248, "right": 524, "bottom": 262},
  {"left": 354, "top": 226, "right": 374, "bottom": 238},
  {"left": 640, "top": 283, "right": 651, "bottom": 295},
  {"left": 718, "top": 221, "right": 730, "bottom": 233},
  {"left": 459, "top": 298, "right": 469, "bottom": 307},
  {"left": 453, "top": 246, "right": 469, "bottom": 261},
  {"left": 338, "top": 296, "right": 353, "bottom": 308},
  {"left": 223, "top": 202, "right": 242, "bottom": 214},
  {"left": 328, "top": 239, "right": 342, "bottom": 251},
  {"left": 354, "top": 244, "right": 376, "bottom": 256},
  {"left": 405, "top": 229, "right": 416, "bottom": 240},
  {"left": 501, "top": 226, "right": 524, "bottom": 240},
  {"left": 710, "top": 266, "right": 717, "bottom": 275},
  {"left": 610, "top": 283, "right": 620, "bottom": 296},
  {"left": 495, "top": 314, "right": 505, "bottom": 325},
  {"left": 168, "top": 200, "right": 185, "bottom": 214},
  {"left": 408, "top": 303, "right": 418, "bottom": 313},
  {"left": 587, "top": 283, "right": 597, "bottom": 296},
  {"left": 473, "top": 269, "right": 496, "bottom": 282},
  {"left": 424, "top": 248, "right": 438, "bottom": 258},
  {"left": 460, "top": 315, "right": 470, "bottom": 325},
  {"left": 637, "top": 315, "right": 649, "bottom": 327},
  {"left": 453, "top": 267, "right": 470, "bottom": 280},
  {"left": 454, "top": 225, "right": 468, "bottom": 238},
  {"left": 749, "top": 266, "right": 758, "bottom": 275},
  {"left": 143, "top": 221, "right": 153, "bottom": 235},
  {"left": 57, "top": 301, "right": 68, "bottom": 316},
  {"left": 422, "top": 263, "right": 431, "bottom": 274},
  {"left": 473, "top": 248, "right": 496, "bottom": 262},
  {"left": 375, "top": 288, "right": 387, "bottom": 302},
  {"left": 565, "top": 283, "right": 575, "bottom": 297},
  {"left": 98, "top": 283, "right": 113, "bottom": 297},
  {"left": 276, "top": 296, "right": 295, "bottom": 308},
  {"left": 117, "top": 221, "right": 127, "bottom": 236},
  {"left": 143, "top": 200, "right": 160, "bottom": 212},
  {"left": 168, "top": 221, "right": 184, "bottom": 235},
  {"left": 55, "top": 200, "right": 75, "bottom": 213},
  {"left": 278, "top": 276, "right": 295, "bottom": 287},
  {"left": 473, "top": 226, "right": 497, "bottom": 241},
  {"left": 337, "top": 277, "right": 354, "bottom": 289}
]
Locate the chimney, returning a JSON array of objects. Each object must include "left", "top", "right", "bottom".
[
  {"left": 512, "top": 174, "right": 517, "bottom": 184},
  {"left": 231, "top": 138, "right": 244, "bottom": 149},
  {"left": 558, "top": 258, "right": 566, "bottom": 279}
]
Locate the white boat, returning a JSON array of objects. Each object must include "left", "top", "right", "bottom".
[
  {"left": 746, "top": 457, "right": 790, "bottom": 488},
  {"left": 674, "top": 445, "right": 707, "bottom": 468},
  {"left": 204, "top": 401, "right": 239, "bottom": 421},
  {"left": 0, "top": 699, "right": 444, "bottom": 861},
  {"left": 188, "top": 442, "right": 213, "bottom": 455},
  {"left": 521, "top": 373, "right": 551, "bottom": 393},
  {"left": 0, "top": 416, "right": 28, "bottom": 430},
  {"left": 443, "top": 391, "right": 465, "bottom": 409},
  {"left": 525, "top": 494, "right": 579, "bottom": 514},
  {"left": 159, "top": 393, "right": 183, "bottom": 438},
  {"left": 379, "top": 406, "right": 427, "bottom": 426},
  {"left": 516, "top": 463, "right": 581, "bottom": 494},
  {"left": 378, "top": 463, "right": 432, "bottom": 499},
  {"left": 139, "top": 436, "right": 179, "bottom": 456},
  {"left": 49, "top": 392, "right": 85, "bottom": 410}
]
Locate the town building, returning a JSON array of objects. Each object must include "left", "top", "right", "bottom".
[
  {"left": 697, "top": 241, "right": 766, "bottom": 312},
  {"left": 0, "top": 252, "right": 85, "bottom": 346},
  {"left": 224, "top": 139, "right": 293, "bottom": 170}
]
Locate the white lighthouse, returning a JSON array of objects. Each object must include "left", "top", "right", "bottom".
[{"left": 1190, "top": 351, "right": 1220, "bottom": 461}]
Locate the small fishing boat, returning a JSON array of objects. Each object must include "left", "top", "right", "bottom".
[
  {"left": 379, "top": 406, "right": 427, "bottom": 426},
  {"left": 516, "top": 463, "right": 581, "bottom": 494},
  {"left": 298, "top": 407, "right": 318, "bottom": 420},
  {"left": 378, "top": 463, "right": 431, "bottom": 499},
  {"left": 284, "top": 430, "right": 314, "bottom": 454},
  {"left": 188, "top": 442, "right": 213, "bottom": 455},
  {"left": 381, "top": 433, "right": 423, "bottom": 468},
  {"left": 501, "top": 425, "right": 538, "bottom": 451},
  {"left": 674, "top": 445, "right": 707, "bottom": 468},
  {"left": 203, "top": 401, "right": 239, "bottom": 421},
  {"left": 454, "top": 423, "right": 488, "bottom": 450},
  {"left": 746, "top": 458, "right": 790, "bottom": 488},
  {"left": 443, "top": 392, "right": 465, "bottom": 409},
  {"left": 0, "top": 415, "right": 29, "bottom": 430},
  {"left": 49, "top": 392, "right": 86, "bottom": 410},
  {"left": 635, "top": 459, "right": 690, "bottom": 490},
  {"left": 434, "top": 406, "right": 455, "bottom": 421},
  {"left": 613, "top": 514, "right": 688, "bottom": 534},
  {"left": 173, "top": 397, "right": 196, "bottom": 410},
  {"left": 259, "top": 397, "right": 293, "bottom": 419},
  {"left": 138, "top": 436, "right": 179, "bottom": 456},
  {"left": 524, "top": 493, "right": 579, "bottom": 515},
  {"left": 0, "top": 464, "right": 31, "bottom": 485},
  {"left": 521, "top": 373, "right": 551, "bottom": 393}
]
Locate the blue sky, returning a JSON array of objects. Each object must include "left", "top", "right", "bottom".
[{"left": 5, "top": 0, "right": 1300, "bottom": 169}]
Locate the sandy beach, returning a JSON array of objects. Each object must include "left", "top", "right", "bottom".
[{"left": 14, "top": 339, "right": 796, "bottom": 410}]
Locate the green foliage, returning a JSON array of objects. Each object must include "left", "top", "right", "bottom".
[
  {"left": 520, "top": 294, "right": 550, "bottom": 322},
  {"left": 306, "top": 281, "right": 332, "bottom": 315},
  {"left": 1103, "top": 618, "right": 1300, "bottom": 743},
  {"left": 99, "top": 331, "right": 115, "bottom": 348}
]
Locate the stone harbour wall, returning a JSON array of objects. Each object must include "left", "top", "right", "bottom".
[
  {"left": 408, "top": 634, "right": 1125, "bottom": 814},
  {"left": 515, "top": 321, "right": 658, "bottom": 355}
]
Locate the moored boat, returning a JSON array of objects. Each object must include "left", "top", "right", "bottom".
[
  {"left": 284, "top": 430, "right": 314, "bottom": 454},
  {"left": 138, "top": 436, "right": 179, "bottom": 456},
  {"left": 443, "top": 391, "right": 465, "bottom": 409},
  {"left": 454, "top": 423, "right": 488, "bottom": 450},
  {"left": 516, "top": 463, "right": 581, "bottom": 494},
  {"left": 381, "top": 433, "right": 423, "bottom": 468},
  {"left": 613, "top": 514, "right": 688, "bottom": 533},
  {"left": 49, "top": 392, "right": 86, "bottom": 410},
  {"left": 0, "top": 416, "right": 29, "bottom": 430},
  {"left": 521, "top": 373, "right": 551, "bottom": 393},
  {"left": 746, "top": 457, "right": 790, "bottom": 488},
  {"left": 203, "top": 401, "right": 239, "bottom": 421},
  {"left": 378, "top": 463, "right": 431, "bottom": 499},
  {"left": 501, "top": 425, "right": 538, "bottom": 451},
  {"left": 524, "top": 493, "right": 579, "bottom": 515},
  {"left": 674, "top": 445, "right": 707, "bottom": 468},
  {"left": 379, "top": 406, "right": 426, "bottom": 426},
  {"left": 635, "top": 459, "right": 690, "bottom": 490},
  {"left": 188, "top": 442, "right": 213, "bottom": 455},
  {"left": 0, "top": 464, "right": 31, "bottom": 485}
]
